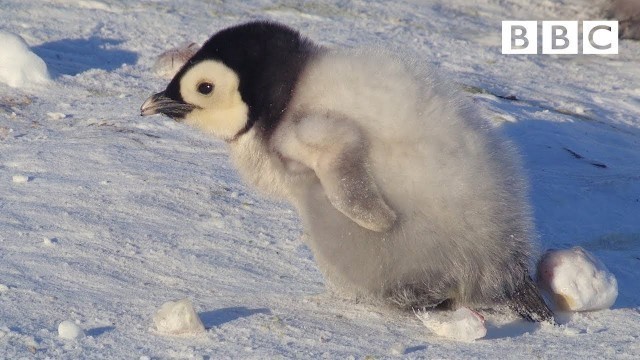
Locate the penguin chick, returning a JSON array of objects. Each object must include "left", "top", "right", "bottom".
[{"left": 141, "top": 21, "right": 553, "bottom": 322}]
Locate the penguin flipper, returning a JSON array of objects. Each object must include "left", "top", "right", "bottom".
[
  {"left": 508, "top": 274, "right": 555, "bottom": 323},
  {"left": 318, "top": 150, "right": 397, "bottom": 232},
  {"left": 277, "top": 113, "right": 396, "bottom": 232}
]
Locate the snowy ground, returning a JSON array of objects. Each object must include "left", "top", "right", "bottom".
[{"left": 1, "top": 0, "right": 639, "bottom": 358}]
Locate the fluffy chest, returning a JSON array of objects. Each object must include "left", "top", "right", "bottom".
[{"left": 228, "top": 129, "right": 314, "bottom": 200}]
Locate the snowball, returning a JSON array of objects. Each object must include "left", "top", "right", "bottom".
[
  {"left": 416, "top": 307, "right": 486, "bottom": 342},
  {"left": 537, "top": 246, "right": 618, "bottom": 312},
  {"left": 47, "top": 112, "right": 66, "bottom": 120},
  {"left": 152, "top": 42, "right": 200, "bottom": 79},
  {"left": 153, "top": 298, "right": 205, "bottom": 335},
  {"left": 0, "top": 32, "right": 51, "bottom": 88},
  {"left": 58, "top": 320, "right": 85, "bottom": 340},
  {"left": 0, "top": 284, "right": 9, "bottom": 293},
  {"left": 12, "top": 175, "right": 30, "bottom": 183},
  {"left": 389, "top": 342, "right": 405, "bottom": 355}
]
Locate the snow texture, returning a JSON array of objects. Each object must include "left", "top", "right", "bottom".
[
  {"left": 0, "top": 0, "right": 639, "bottom": 358},
  {"left": 152, "top": 298, "right": 205, "bottom": 336},
  {"left": 0, "top": 31, "right": 51, "bottom": 88},
  {"left": 417, "top": 307, "right": 487, "bottom": 342},
  {"left": 538, "top": 247, "right": 618, "bottom": 312}
]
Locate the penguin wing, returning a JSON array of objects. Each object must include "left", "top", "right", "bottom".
[{"left": 275, "top": 112, "right": 396, "bottom": 232}]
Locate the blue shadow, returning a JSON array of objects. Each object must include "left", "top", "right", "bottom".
[
  {"left": 404, "top": 345, "right": 427, "bottom": 354},
  {"left": 199, "top": 307, "right": 271, "bottom": 329},
  {"left": 477, "top": 87, "right": 640, "bottom": 309},
  {"left": 86, "top": 326, "right": 116, "bottom": 337},
  {"left": 32, "top": 37, "right": 138, "bottom": 77}
]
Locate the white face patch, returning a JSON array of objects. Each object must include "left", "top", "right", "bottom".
[{"left": 179, "top": 60, "right": 249, "bottom": 140}]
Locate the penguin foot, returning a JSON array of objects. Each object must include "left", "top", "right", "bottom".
[{"left": 508, "top": 275, "right": 555, "bottom": 323}]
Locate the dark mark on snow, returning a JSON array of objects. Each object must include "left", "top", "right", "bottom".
[
  {"left": 460, "top": 84, "right": 518, "bottom": 101},
  {"left": 563, "top": 147, "right": 608, "bottom": 169},
  {"left": 564, "top": 147, "right": 585, "bottom": 159},
  {"left": 496, "top": 94, "right": 518, "bottom": 101}
]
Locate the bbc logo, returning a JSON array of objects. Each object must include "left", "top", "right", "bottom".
[{"left": 502, "top": 21, "right": 618, "bottom": 54}]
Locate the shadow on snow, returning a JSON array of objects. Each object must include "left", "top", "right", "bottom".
[
  {"left": 86, "top": 326, "right": 116, "bottom": 337},
  {"left": 199, "top": 307, "right": 271, "bottom": 329},
  {"left": 479, "top": 90, "right": 640, "bottom": 309},
  {"left": 32, "top": 37, "right": 138, "bottom": 77}
]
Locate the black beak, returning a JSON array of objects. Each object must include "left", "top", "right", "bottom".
[{"left": 140, "top": 91, "right": 196, "bottom": 120}]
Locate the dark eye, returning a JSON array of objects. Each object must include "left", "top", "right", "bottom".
[{"left": 197, "top": 82, "right": 214, "bottom": 95}]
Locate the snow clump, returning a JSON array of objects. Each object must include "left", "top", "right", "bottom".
[
  {"left": 152, "top": 298, "right": 205, "bottom": 335},
  {"left": 416, "top": 307, "right": 487, "bottom": 342},
  {"left": 58, "top": 320, "right": 85, "bottom": 340},
  {"left": 0, "top": 31, "right": 51, "bottom": 88},
  {"left": 537, "top": 246, "right": 618, "bottom": 312}
]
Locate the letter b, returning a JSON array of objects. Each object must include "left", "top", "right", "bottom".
[
  {"left": 543, "top": 21, "right": 578, "bottom": 54},
  {"left": 511, "top": 25, "right": 529, "bottom": 49},
  {"left": 502, "top": 21, "right": 537, "bottom": 54}
]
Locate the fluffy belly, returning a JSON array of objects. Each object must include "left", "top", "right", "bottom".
[
  {"left": 294, "top": 182, "right": 454, "bottom": 302},
  {"left": 295, "top": 183, "right": 390, "bottom": 294},
  {"left": 293, "top": 168, "right": 524, "bottom": 307}
]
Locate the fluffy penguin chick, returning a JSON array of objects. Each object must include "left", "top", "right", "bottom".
[{"left": 141, "top": 21, "right": 553, "bottom": 322}]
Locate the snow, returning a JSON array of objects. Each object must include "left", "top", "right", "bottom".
[
  {"left": 417, "top": 308, "right": 487, "bottom": 342},
  {"left": 152, "top": 298, "right": 205, "bottom": 336},
  {"left": 0, "top": 0, "right": 639, "bottom": 358},
  {"left": 57, "top": 320, "right": 84, "bottom": 340},
  {"left": 0, "top": 31, "right": 51, "bottom": 88},
  {"left": 538, "top": 247, "right": 618, "bottom": 312}
]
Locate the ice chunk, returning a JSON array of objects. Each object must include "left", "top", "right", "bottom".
[
  {"left": 153, "top": 298, "right": 205, "bottom": 335},
  {"left": 537, "top": 246, "right": 618, "bottom": 311},
  {"left": 417, "top": 307, "right": 487, "bottom": 342}
]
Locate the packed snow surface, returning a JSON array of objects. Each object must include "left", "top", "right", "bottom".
[
  {"left": 538, "top": 247, "right": 618, "bottom": 311},
  {"left": 1, "top": 0, "right": 639, "bottom": 358},
  {"left": 417, "top": 307, "right": 487, "bottom": 342},
  {"left": 0, "top": 31, "right": 51, "bottom": 88},
  {"left": 152, "top": 298, "right": 205, "bottom": 336}
]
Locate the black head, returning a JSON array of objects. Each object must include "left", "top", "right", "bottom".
[{"left": 141, "top": 21, "right": 320, "bottom": 141}]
